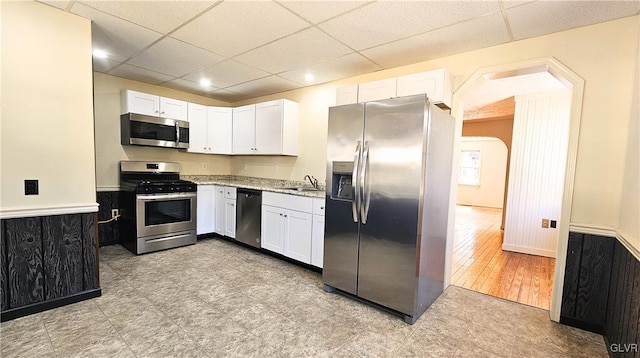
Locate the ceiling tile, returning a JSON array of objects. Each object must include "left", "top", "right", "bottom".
[
  {"left": 92, "top": 57, "right": 122, "bottom": 73},
  {"left": 361, "top": 12, "right": 510, "bottom": 69},
  {"left": 163, "top": 78, "right": 217, "bottom": 95},
  {"left": 127, "top": 38, "right": 224, "bottom": 78},
  {"left": 72, "top": 2, "right": 163, "bottom": 63},
  {"left": 277, "top": 0, "right": 371, "bottom": 24},
  {"left": 37, "top": 1, "right": 71, "bottom": 10},
  {"left": 171, "top": 1, "right": 309, "bottom": 57},
  {"left": 108, "top": 64, "right": 175, "bottom": 85},
  {"left": 209, "top": 89, "right": 249, "bottom": 103},
  {"left": 279, "top": 53, "right": 382, "bottom": 85},
  {"left": 507, "top": 1, "right": 640, "bottom": 40},
  {"left": 183, "top": 60, "right": 270, "bottom": 89},
  {"left": 318, "top": 1, "right": 502, "bottom": 50},
  {"left": 225, "top": 76, "right": 299, "bottom": 97},
  {"left": 234, "top": 28, "right": 353, "bottom": 74},
  {"left": 77, "top": 0, "right": 216, "bottom": 34}
]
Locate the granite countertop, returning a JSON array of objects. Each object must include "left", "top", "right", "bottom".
[{"left": 181, "top": 175, "right": 326, "bottom": 198}]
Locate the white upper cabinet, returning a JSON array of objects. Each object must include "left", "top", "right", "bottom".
[
  {"left": 233, "top": 100, "right": 299, "bottom": 156},
  {"left": 336, "top": 85, "right": 358, "bottom": 106},
  {"left": 121, "top": 90, "right": 159, "bottom": 116},
  {"left": 121, "top": 90, "right": 188, "bottom": 120},
  {"left": 334, "top": 68, "right": 453, "bottom": 109},
  {"left": 208, "top": 107, "right": 233, "bottom": 155},
  {"left": 232, "top": 104, "right": 257, "bottom": 155},
  {"left": 396, "top": 68, "right": 452, "bottom": 109},
  {"left": 159, "top": 96, "right": 188, "bottom": 120},
  {"left": 357, "top": 78, "right": 397, "bottom": 103},
  {"left": 188, "top": 105, "right": 233, "bottom": 155},
  {"left": 187, "top": 103, "right": 208, "bottom": 154}
]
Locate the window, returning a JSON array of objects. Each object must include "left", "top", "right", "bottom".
[{"left": 459, "top": 150, "right": 481, "bottom": 186}]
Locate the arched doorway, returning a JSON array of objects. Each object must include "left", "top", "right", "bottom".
[{"left": 444, "top": 57, "right": 585, "bottom": 322}]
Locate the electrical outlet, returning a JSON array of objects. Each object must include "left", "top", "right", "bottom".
[
  {"left": 111, "top": 209, "right": 119, "bottom": 219},
  {"left": 542, "top": 219, "right": 550, "bottom": 228},
  {"left": 202, "top": 162, "right": 207, "bottom": 169},
  {"left": 24, "top": 179, "right": 39, "bottom": 195}
]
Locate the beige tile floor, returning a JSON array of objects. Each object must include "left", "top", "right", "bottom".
[{"left": 1, "top": 238, "right": 608, "bottom": 357}]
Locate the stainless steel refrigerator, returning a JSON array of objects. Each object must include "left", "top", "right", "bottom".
[{"left": 323, "top": 94, "right": 455, "bottom": 324}]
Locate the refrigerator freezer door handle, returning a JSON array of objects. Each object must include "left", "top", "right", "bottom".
[
  {"left": 352, "top": 141, "right": 362, "bottom": 223},
  {"left": 361, "top": 141, "right": 371, "bottom": 224}
]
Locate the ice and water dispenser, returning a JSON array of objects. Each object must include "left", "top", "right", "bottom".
[{"left": 330, "top": 161, "right": 354, "bottom": 201}]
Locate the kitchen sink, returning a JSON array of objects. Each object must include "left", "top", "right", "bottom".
[{"left": 280, "top": 186, "right": 322, "bottom": 192}]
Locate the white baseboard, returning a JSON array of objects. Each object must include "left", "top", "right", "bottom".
[
  {"left": 0, "top": 204, "right": 99, "bottom": 219},
  {"left": 97, "top": 186, "right": 120, "bottom": 192},
  {"left": 502, "top": 244, "right": 556, "bottom": 258}
]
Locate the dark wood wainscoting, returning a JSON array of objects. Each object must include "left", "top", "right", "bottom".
[
  {"left": 1, "top": 213, "right": 101, "bottom": 321},
  {"left": 561, "top": 232, "right": 640, "bottom": 357},
  {"left": 97, "top": 191, "right": 121, "bottom": 246}
]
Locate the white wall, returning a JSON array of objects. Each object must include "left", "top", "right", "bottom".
[
  {"left": 93, "top": 73, "right": 233, "bottom": 190},
  {"left": 503, "top": 91, "right": 572, "bottom": 257},
  {"left": 1, "top": 1, "right": 96, "bottom": 214},
  {"left": 617, "top": 22, "right": 639, "bottom": 254},
  {"left": 456, "top": 138, "right": 507, "bottom": 209}
]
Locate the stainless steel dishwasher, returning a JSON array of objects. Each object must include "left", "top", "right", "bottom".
[{"left": 236, "top": 189, "right": 262, "bottom": 248}]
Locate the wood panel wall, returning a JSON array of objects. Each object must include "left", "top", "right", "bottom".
[
  {"left": 1, "top": 213, "right": 99, "bottom": 314},
  {"left": 605, "top": 240, "right": 640, "bottom": 357},
  {"left": 96, "top": 191, "right": 120, "bottom": 246}
]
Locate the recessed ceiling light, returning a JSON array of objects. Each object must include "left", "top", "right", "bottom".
[
  {"left": 304, "top": 73, "right": 315, "bottom": 83},
  {"left": 92, "top": 49, "right": 108, "bottom": 59},
  {"left": 199, "top": 78, "right": 212, "bottom": 87}
]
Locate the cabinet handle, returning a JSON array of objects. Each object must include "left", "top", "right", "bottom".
[
  {"left": 161, "top": 111, "right": 165, "bottom": 114},
  {"left": 284, "top": 214, "right": 288, "bottom": 218},
  {"left": 279, "top": 213, "right": 283, "bottom": 216},
  {"left": 320, "top": 206, "right": 324, "bottom": 209}
]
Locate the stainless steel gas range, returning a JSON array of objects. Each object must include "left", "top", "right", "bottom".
[{"left": 119, "top": 161, "right": 197, "bottom": 254}]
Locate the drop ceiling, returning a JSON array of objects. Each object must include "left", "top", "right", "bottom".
[{"left": 39, "top": 0, "right": 639, "bottom": 103}]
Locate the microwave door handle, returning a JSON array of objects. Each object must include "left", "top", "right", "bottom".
[{"left": 175, "top": 122, "right": 180, "bottom": 146}]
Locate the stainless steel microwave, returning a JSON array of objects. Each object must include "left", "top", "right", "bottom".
[{"left": 121, "top": 113, "right": 190, "bottom": 149}]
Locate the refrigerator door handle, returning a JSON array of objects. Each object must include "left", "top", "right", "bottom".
[
  {"left": 361, "top": 141, "right": 371, "bottom": 224},
  {"left": 352, "top": 141, "right": 362, "bottom": 223}
]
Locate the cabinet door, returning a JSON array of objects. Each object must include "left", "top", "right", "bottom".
[
  {"left": 159, "top": 97, "right": 188, "bottom": 120},
  {"left": 208, "top": 106, "right": 233, "bottom": 154},
  {"left": 255, "top": 100, "right": 283, "bottom": 154},
  {"left": 283, "top": 210, "right": 312, "bottom": 264},
  {"left": 187, "top": 103, "right": 208, "bottom": 154},
  {"left": 358, "top": 78, "right": 397, "bottom": 103},
  {"left": 336, "top": 85, "right": 358, "bottom": 105},
  {"left": 196, "top": 185, "right": 215, "bottom": 234},
  {"left": 396, "top": 69, "right": 452, "bottom": 108},
  {"left": 122, "top": 90, "right": 159, "bottom": 116},
  {"left": 232, "top": 104, "right": 256, "bottom": 154},
  {"left": 214, "top": 186, "right": 225, "bottom": 235},
  {"left": 311, "top": 214, "right": 325, "bottom": 268},
  {"left": 261, "top": 205, "right": 285, "bottom": 254},
  {"left": 224, "top": 198, "right": 236, "bottom": 238}
]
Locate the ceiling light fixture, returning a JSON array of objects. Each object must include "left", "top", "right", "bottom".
[
  {"left": 92, "top": 49, "right": 108, "bottom": 59},
  {"left": 199, "top": 78, "right": 212, "bottom": 87},
  {"left": 304, "top": 73, "right": 315, "bottom": 83}
]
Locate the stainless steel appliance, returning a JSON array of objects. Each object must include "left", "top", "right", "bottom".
[
  {"left": 323, "top": 94, "right": 455, "bottom": 324},
  {"left": 119, "top": 161, "right": 197, "bottom": 254},
  {"left": 236, "top": 189, "right": 262, "bottom": 248},
  {"left": 121, "top": 113, "right": 190, "bottom": 149}
]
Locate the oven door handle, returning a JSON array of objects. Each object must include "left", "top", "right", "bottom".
[{"left": 137, "top": 193, "right": 196, "bottom": 201}]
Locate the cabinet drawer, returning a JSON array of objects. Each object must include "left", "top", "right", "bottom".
[
  {"left": 224, "top": 187, "right": 237, "bottom": 199},
  {"left": 263, "top": 192, "right": 313, "bottom": 213},
  {"left": 313, "top": 198, "right": 325, "bottom": 216}
]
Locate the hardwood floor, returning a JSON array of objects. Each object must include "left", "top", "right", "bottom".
[{"left": 451, "top": 205, "right": 555, "bottom": 310}]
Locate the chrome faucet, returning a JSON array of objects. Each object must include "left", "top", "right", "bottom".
[{"left": 304, "top": 175, "right": 319, "bottom": 189}]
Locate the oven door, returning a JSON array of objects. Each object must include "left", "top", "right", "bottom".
[{"left": 136, "top": 192, "right": 196, "bottom": 237}]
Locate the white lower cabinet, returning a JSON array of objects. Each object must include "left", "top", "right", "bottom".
[
  {"left": 261, "top": 192, "right": 324, "bottom": 266},
  {"left": 214, "top": 186, "right": 225, "bottom": 235},
  {"left": 196, "top": 185, "right": 216, "bottom": 235},
  {"left": 311, "top": 198, "right": 325, "bottom": 268},
  {"left": 224, "top": 198, "right": 236, "bottom": 238}
]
